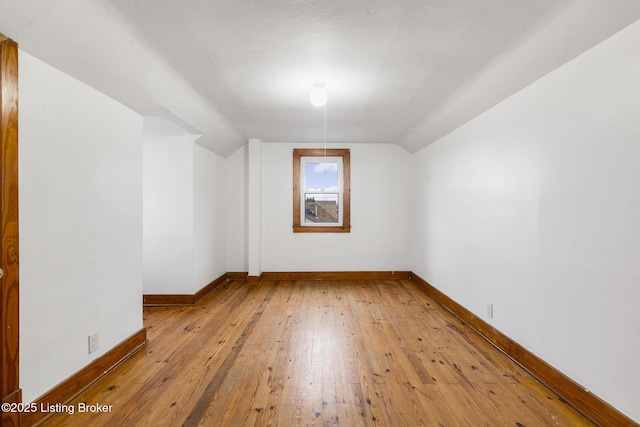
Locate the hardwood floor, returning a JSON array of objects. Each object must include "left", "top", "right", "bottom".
[{"left": 41, "top": 279, "right": 594, "bottom": 426}]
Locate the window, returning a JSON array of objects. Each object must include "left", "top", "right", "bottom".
[{"left": 293, "top": 148, "right": 350, "bottom": 233}]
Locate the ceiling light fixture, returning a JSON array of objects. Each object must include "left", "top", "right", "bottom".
[{"left": 309, "top": 82, "right": 328, "bottom": 107}]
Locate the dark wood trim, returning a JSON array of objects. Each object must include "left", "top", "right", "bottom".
[
  {"left": 292, "top": 148, "right": 351, "bottom": 233},
  {"left": 1, "top": 35, "right": 20, "bottom": 427},
  {"left": 194, "top": 274, "right": 228, "bottom": 304},
  {"left": 246, "top": 275, "right": 262, "bottom": 284},
  {"left": 2, "top": 388, "right": 21, "bottom": 427},
  {"left": 22, "top": 328, "right": 147, "bottom": 426},
  {"left": 409, "top": 272, "right": 637, "bottom": 427},
  {"left": 342, "top": 150, "right": 351, "bottom": 232},
  {"left": 262, "top": 271, "right": 411, "bottom": 281},
  {"left": 143, "top": 274, "right": 229, "bottom": 307},
  {"left": 225, "top": 271, "right": 412, "bottom": 284},
  {"left": 226, "top": 272, "right": 248, "bottom": 281},
  {"left": 292, "top": 149, "right": 300, "bottom": 229},
  {"left": 143, "top": 294, "right": 195, "bottom": 306},
  {"left": 292, "top": 225, "right": 351, "bottom": 233}
]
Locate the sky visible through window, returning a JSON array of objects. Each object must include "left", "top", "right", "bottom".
[{"left": 305, "top": 162, "right": 339, "bottom": 201}]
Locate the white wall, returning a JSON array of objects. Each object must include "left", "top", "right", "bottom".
[
  {"left": 143, "top": 116, "right": 227, "bottom": 294},
  {"left": 410, "top": 21, "right": 640, "bottom": 422},
  {"left": 247, "top": 139, "right": 263, "bottom": 276},
  {"left": 261, "top": 143, "right": 411, "bottom": 272},
  {"left": 19, "top": 51, "right": 143, "bottom": 403},
  {"left": 143, "top": 117, "right": 197, "bottom": 294},
  {"left": 193, "top": 144, "right": 227, "bottom": 288},
  {"left": 225, "top": 145, "right": 247, "bottom": 272},
  {"left": 144, "top": 116, "right": 227, "bottom": 295}
]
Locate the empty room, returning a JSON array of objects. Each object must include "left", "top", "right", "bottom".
[{"left": 1, "top": 1, "right": 639, "bottom": 426}]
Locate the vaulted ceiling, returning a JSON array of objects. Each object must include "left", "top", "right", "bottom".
[{"left": 2, "top": 0, "right": 640, "bottom": 156}]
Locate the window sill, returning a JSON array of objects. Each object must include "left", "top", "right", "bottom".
[{"left": 293, "top": 225, "right": 351, "bottom": 233}]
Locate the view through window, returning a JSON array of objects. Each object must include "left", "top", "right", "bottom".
[{"left": 293, "top": 149, "right": 350, "bottom": 232}]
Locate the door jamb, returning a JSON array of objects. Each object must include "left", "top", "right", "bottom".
[{"left": 0, "top": 33, "right": 21, "bottom": 427}]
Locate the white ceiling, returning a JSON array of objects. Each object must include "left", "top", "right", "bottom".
[{"left": 2, "top": 0, "right": 640, "bottom": 156}]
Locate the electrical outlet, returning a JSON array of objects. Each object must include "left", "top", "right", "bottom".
[
  {"left": 88, "top": 331, "right": 99, "bottom": 354},
  {"left": 486, "top": 302, "right": 494, "bottom": 319}
]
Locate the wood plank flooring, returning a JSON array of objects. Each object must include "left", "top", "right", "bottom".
[{"left": 41, "top": 279, "right": 594, "bottom": 426}]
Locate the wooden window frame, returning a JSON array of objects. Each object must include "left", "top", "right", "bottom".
[
  {"left": 1, "top": 34, "right": 21, "bottom": 426},
  {"left": 293, "top": 148, "right": 350, "bottom": 233}
]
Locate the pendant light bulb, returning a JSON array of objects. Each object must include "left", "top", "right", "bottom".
[{"left": 310, "top": 83, "right": 328, "bottom": 107}]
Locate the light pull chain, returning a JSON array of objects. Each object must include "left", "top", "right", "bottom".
[{"left": 324, "top": 102, "right": 327, "bottom": 161}]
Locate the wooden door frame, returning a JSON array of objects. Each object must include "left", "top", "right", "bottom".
[{"left": 0, "top": 33, "right": 20, "bottom": 427}]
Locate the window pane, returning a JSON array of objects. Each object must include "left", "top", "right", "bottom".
[
  {"left": 304, "top": 193, "right": 339, "bottom": 223},
  {"left": 305, "top": 162, "right": 339, "bottom": 192}
]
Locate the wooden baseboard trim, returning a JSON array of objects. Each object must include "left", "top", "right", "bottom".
[
  {"left": 261, "top": 271, "right": 411, "bottom": 281},
  {"left": 143, "top": 272, "right": 413, "bottom": 295},
  {"left": 194, "top": 274, "right": 228, "bottom": 304},
  {"left": 409, "top": 272, "right": 636, "bottom": 427},
  {"left": 143, "top": 294, "right": 195, "bottom": 306},
  {"left": 234, "top": 271, "right": 412, "bottom": 284},
  {"left": 143, "top": 273, "right": 228, "bottom": 307},
  {"left": 246, "top": 274, "right": 262, "bottom": 284},
  {"left": 226, "top": 272, "right": 248, "bottom": 281},
  {"left": 22, "top": 328, "right": 147, "bottom": 426},
  {"left": 2, "top": 389, "right": 21, "bottom": 427}
]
